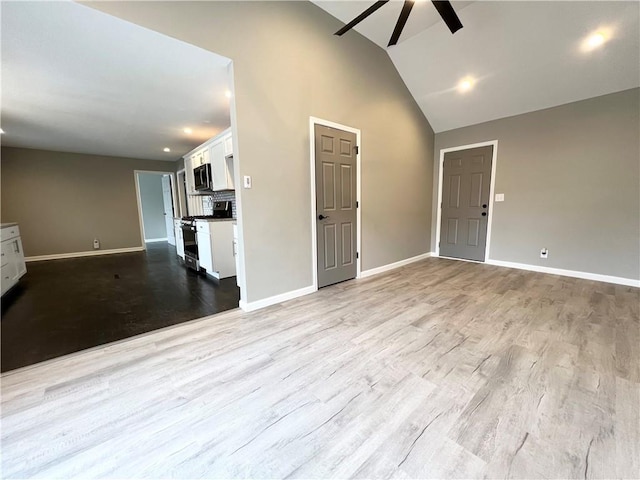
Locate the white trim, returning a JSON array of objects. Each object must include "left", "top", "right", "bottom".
[
  {"left": 360, "top": 252, "right": 432, "bottom": 279},
  {"left": 134, "top": 170, "right": 178, "bottom": 252},
  {"left": 435, "top": 140, "right": 498, "bottom": 261},
  {"left": 144, "top": 237, "right": 168, "bottom": 243},
  {"left": 309, "top": 117, "right": 362, "bottom": 292},
  {"left": 26, "top": 247, "right": 145, "bottom": 262},
  {"left": 239, "top": 285, "right": 316, "bottom": 312},
  {"left": 486, "top": 259, "right": 640, "bottom": 288},
  {"left": 176, "top": 168, "right": 187, "bottom": 218}
]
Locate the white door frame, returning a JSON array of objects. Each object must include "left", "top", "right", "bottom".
[
  {"left": 309, "top": 116, "right": 362, "bottom": 290},
  {"left": 134, "top": 170, "right": 178, "bottom": 249},
  {"left": 435, "top": 140, "right": 498, "bottom": 262},
  {"left": 176, "top": 168, "right": 187, "bottom": 217}
]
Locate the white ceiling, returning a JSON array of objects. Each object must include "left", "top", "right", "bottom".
[
  {"left": 1, "top": 1, "right": 232, "bottom": 161},
  {"left": 314, "top": 0, "right": 640, "bottom": 132}
]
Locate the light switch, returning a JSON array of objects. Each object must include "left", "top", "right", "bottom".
[
  {"left": 243, "top": 175, "right": 252, "bottom": 189},
  {"left": 495, "top": 193, "right": 505, "bottom": 202}
]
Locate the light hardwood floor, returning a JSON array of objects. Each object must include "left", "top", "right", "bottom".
[{"left": 2, "top": 258, "right": 638, "bottom": 479}]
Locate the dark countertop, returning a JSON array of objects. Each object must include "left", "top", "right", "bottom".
[{"left": 194, "top": 218, "right": 236, "bottom": 222}]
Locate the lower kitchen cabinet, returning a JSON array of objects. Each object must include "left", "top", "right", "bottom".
[
  {"left": 195, "top": 220, "right": 235, "bottom": 279},
  {"left": 1, "top": 224, "right": 27, "bottom": 296},
  {"left": 174, "top": 219, "right": 184, "bottom": 259}
]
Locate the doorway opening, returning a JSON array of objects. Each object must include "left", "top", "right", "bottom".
[
  {"left": 134, "top": 171, "right": 177, "bottom": 247},
  {"left": 435, "top": 141, "right": 498, "bottom": 262},
  {"left": 309, "top": 117, "right": 361, "bottom": 290}
]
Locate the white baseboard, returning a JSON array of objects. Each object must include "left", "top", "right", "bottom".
[
  {"left": 359, "top": 252, "right": 432, "bottom": 279},
  {"left": 239, "top": 285, "right": 316, "bottom": 312},
  {"left": 26, "top": 246, "right": 145, "bottom": 262},
  {"left": 144, "top": 238, "right": 168, "bottom": 243},
  {"left": 485, "top": 259, "right": 640, "bottom": 288}
]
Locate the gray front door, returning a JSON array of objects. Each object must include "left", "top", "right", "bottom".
[
  {"left": 315, "top": 124, "right": 357, "bottom": 288},
  {"left": 439, "top": 145, "right": 493, "bottom": 262}
]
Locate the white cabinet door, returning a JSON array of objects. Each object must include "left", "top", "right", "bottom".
[
  {"left": 197, "top": 231, "right": 213, "bottom": 272},
  {"left": 209, "top": 222, "right": 236, "bottom": 279},
  {"left": 223, "top": 133, "right": 233, "bottom": 157},
  {"left": 12, "top": 237, "right": 26, "bottom": 279},
  {"left": 184, "top": 155, "right": 197, "bottom": 195},
  {"left": 210, "top": 141, "right": 227, "bottom": 191},
  {"left": 1, "top": 227, "right": 26, "bottom": 296},
  {"left": 233, "top": 223, "right": 241, "bottom": 287},
  {"left": 174, "top": 224, "right": 184, "bottom": 258}
]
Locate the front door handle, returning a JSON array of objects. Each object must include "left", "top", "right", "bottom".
[{"left": 318, "top": 214, "right": 330, "bottom": 220}]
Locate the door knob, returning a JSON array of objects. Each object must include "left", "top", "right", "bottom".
[
  {"left": 482, "top": 212, "right": 487, "bottom": 216},
  {"left": 318, "top": 214, "right": 330, "bottom": 220},
  {"left": 482, "top": 204, "right": 488, "bottom": 208}
]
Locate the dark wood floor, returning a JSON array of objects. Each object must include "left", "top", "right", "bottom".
[{"left": 0, "top": 243, "right": 239, "bottom": 372}]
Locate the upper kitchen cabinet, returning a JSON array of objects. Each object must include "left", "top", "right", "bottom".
[
  {"left": 223, "top": 132, "right": 233, "bottom": 157},
  {"left": 210, "top": 138, "right": 235, "bottom": 191},
  {"left": 183, "top": 128, "right": 235, "bottom": 195}
]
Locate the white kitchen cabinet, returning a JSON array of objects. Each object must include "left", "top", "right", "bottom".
[
  {"left": 223, "top": 132, "right": 233, "bottom": 157},
  {"left": 1, "top": 224, "right": 27, "bottom": 296},
  {"left": 183, "top": 128, "right": 235, "bottom": 195},
  {"left": 195, "top": 220, "right": 235, "bottom": 279},
  {"left": 233, "top": 223, "right": 241, "bottom": 288},
  {"left": 184, "top": 154, "right": 198, "bottom": 195},
  {"left": 196, "top": 230, "right": 213, "bottom": 272},
  {"left": 174, "top": 219, "right": 184, "bottom": 259}
]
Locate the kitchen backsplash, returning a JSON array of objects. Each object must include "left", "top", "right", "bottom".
[{"left": 202, "top": 191, "right": 237, "bottom": 218}]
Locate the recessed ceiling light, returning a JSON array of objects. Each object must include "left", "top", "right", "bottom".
[
  {"left": 457, "top": 77, "right": 475, "bottom": 93},
  {"left": 225, "top": 90, "right": 232, "bottom": 98},
  {"left": 582, "top": 29, "right": 612, "bottom": 52},
  {"left": 183, "top": 128, "right": 192, "bottom": 134},
  {"left": 163, "top": 147, "right": 171, "bottom": 153}
]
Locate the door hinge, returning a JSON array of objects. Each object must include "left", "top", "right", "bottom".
[
  {"left": 356, "top": 201, "right": 359, "bottom": 208},
  {"left": 356, "top": 252, "right": 359, "bottom": 259},
  {"left": 354, "top": 145, "right": 359, "bottom": 155}
]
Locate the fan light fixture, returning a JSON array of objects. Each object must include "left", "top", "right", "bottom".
[{"left": 335, "top": 0, "right": 463, "bottom": 47}]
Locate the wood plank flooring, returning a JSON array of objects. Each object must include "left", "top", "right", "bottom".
[{"left": 1, "top": 258, "right": 638, "bottom": 479}]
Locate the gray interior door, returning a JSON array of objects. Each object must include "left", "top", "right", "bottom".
[
  {"left": 439, "top": 145, "right": 493, "bottom": 262},
  {"left": 315, "top": 124, "right": 357, "bottom": 288}
]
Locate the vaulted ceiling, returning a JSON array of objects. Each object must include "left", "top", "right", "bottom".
[
  {"left": 2, "top": 0, "right": 638, "bottom": 159},
  {"left": 313, "top": 1, "right": 640, "bottom": 132}
]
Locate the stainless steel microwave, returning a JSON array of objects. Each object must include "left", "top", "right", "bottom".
[{"left": 194, "top": 164, "right": 213, "bottom": 192}]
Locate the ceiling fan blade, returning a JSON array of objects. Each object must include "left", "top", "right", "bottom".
[
  {"left": 335, "top": 0, "right": 390, "bottom": 36},
  {"left": 388, "top": 0, "right": 415, "bottom": 46},
  {"left": 431, "top": 0, "right": 463, "bottom": 34}
]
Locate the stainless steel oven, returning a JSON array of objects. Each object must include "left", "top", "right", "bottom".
[
  {"left": 180, "top": 218, "right": 199, "bottom": 270},
  {"left": 180, "top": 204, "right": 233, "bottom": 272}
]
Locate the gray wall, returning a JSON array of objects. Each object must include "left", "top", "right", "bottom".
[
  {"left": 89, "top": 1, "right": 435, "bottom": 303},
  {"left": 433, "top": 88, "right": 640, "bottom": 280},
  {"left": 1, "top": 147, "right": 175, "bottom": 256},
  {"left": 137, "top": 173, "right": 166, "bottom": 240}
]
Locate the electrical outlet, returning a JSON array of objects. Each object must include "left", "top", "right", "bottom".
[
  {"left": 243, "top": 175, "right": 252, "bottom": 189},
  {"left": 93, "top": 238, "right": 100, "bottom": 250},
  {"left": 540, "top": 247, "right": 548, "bottom": 259}
]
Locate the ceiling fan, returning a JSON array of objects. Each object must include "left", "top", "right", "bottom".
[{"left": 335, "top": 0, "right": 463, "bottom": 47}]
